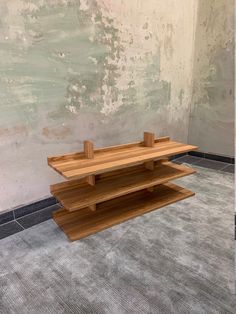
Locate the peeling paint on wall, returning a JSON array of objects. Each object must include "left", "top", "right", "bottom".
[{"left": 0, "top": 0, "right": 198, "bottom": 211}]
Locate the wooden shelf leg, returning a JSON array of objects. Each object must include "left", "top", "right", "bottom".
[
  {"left": 84, "top": 140, "right": 95, "bottom": 186},
  {"left": 145, "top": 161, "right": 155, "bottom": 170},
  {"left": 84, "top": 140, "right": 94, "bottom": 158},
  {"left": 85, "top": 175, "right": 95, "bottom": 186},
  {"left": 143, "top": 132, "right": 155, "bottom": 192},
  {"left": 144, "top": 132, "right": 155, "bottom": 147},
  {"left": 156, "top": 158, "right": 169, "bottom": 165},
  {"left": 89, "top": 204, "right": 96, "bottom": 211},
  {"left": 84, "top": 140, "right": 96, "bottom": 210},
  {"left": 143, "top": 132, "right": 155, "bottom": 172}
]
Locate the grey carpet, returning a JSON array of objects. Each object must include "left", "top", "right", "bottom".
[{"left": 0, "top": 165, "right": 235, "bottom": 314}]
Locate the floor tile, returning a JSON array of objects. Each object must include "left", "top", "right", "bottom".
[
  {"left": 17, "top": 204, "right": 61, "bottom": 229},
  {"left": 14, "top": 197, "right": 58, "bottom": 219},
  {"left": 196, "top": 159, "right": 227, "bottom": 171},
  {"left": 173, "top": 155, "right": 202, "bottom": 165},
  {"left": 221, "top": 164, "right": 235, "bottom": 173},
  {"left": 0, "top": 210, "right": 14, "bottom": 225},
  {"left": 0, "top": 221, "right": 23, "bottom": 240}
]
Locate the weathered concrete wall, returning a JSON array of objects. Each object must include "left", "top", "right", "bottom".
[
  {"left": 188, "top": 0, "right": 234, "bottom": 156},
  {"left": 0, "top": 0, "right": 198, "bottom": 211}
]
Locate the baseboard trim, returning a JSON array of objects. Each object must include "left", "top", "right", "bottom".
[
  {"left": 188, "top": 151, "right": 234, "bottom": 164},
  {"left": 14, "top": 197, "right": 58, "bottom": 219},
  {"left": 0, "top": 197, "right": 58, "bottom": 226}
]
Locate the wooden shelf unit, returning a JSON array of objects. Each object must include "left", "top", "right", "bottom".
[{"left": 48, "top": 132, "right": 198, "bottom": 241}]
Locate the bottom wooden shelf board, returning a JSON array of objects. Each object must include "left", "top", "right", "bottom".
[{"left": 53, "top": 182, "right": 194, "bottom": 241}]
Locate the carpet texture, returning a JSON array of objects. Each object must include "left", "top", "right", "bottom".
[{"left": 0, "top": 165, "right": 235, "bottom": 314}]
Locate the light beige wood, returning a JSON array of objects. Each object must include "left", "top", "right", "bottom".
[
  {"left": 53, "top": 182, "right": 194, "bottom": 241},
  {"left": 51, "top": 161, "right": 196, "bottom": 212}
]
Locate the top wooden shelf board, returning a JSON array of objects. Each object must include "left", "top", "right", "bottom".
[{"left": 48, "top": 136, "right": 198, "bottom": 180}]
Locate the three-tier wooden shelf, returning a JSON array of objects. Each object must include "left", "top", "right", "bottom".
[{"left": 48, "top": 132, "right": 198, "bottom": 241}]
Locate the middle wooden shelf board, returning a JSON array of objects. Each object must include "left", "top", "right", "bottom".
[{"left": 51, "top": 161, "right": 196, "bottom": 212}]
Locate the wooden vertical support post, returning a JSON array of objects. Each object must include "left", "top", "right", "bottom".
[
  {"left": 84, "top": 140, "right": 94, "bottom": 158},
  {"left": 144, "top": 132, "right": 155, "bottom": 148},
  {"left": 144, "top": 132, "right": 155, "bottom": 171},
  {"left": 84, "top": 140, "right": 96, "bottom": 211},
  {"left": 143, "top": 132, "right": 155, "bottom": 192}
]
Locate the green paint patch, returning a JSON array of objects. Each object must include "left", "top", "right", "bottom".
[
  {"left": 142, "top": 52, "right": 170, "bottom": 110},
  {"left": 0, "top": 0, "right": 172, "bottom": 135}
]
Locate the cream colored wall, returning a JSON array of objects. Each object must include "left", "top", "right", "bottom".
[
  {"left": 0, "top": 0, "right": 198, "bottom": 212},
  {"left": 188, "top": 0, "right": 234, "bottom": 156}
]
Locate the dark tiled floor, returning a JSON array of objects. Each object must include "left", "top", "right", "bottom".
[
  {"left": 174, "top": 155, "right": 234, "bottom": 173},
  {"left": 17, "top": 204, "right": 61, "bottom": 229},
  {"left": 195, "top": 159, "right": 229, "bottom": 171},
  {"left": 188, "top": 151, "right": 204, "bottom": 158},
  {"left": 0, "top": 221, "right": 23, "bottom": 240},
  {"left": 189, "top": 151, "right": 234, "bottom": 164},
  {"left": 0, "top": 204, "right": 61, "bottom": 240},
  {"left": 14, "top": 196, "right": 58, "bottom": 219},
  {"left": 204, "top": 153, "right": 234, "bottom": 164},
  {"left": 0, "top": 210, "right": 14, "bottom": 225},
  {"left": 222, "top": 164, "right": 235, "bottom": 173}
]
